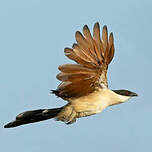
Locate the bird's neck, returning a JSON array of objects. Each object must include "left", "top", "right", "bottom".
[
  {"left": 98, "top": 89, "right": 131, "bottom": 107},
  {"left": 107, "top": 89, "right": 131, "bottom": 106}
]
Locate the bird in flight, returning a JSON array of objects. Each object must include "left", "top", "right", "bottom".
[{"left": 4, "top": 22, "right": 137, "bottom": 128}]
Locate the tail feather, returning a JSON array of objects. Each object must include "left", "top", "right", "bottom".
[{"left": 4, "top": 108, "right": 62, "bottom": 128}]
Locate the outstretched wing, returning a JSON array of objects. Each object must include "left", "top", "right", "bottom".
[{"left": 53, "top": 22, "right": 115, "bottom": 99}]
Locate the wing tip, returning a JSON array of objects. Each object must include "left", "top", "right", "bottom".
[
  {"left": 64, "top": 47, "right": 72, "bottom": 55},
  {"left": 83, "top": 24, "right": 89, "bottom": 30},
  {"left": 103, "top": 25, "right": 107, "bottom": 29},
  {"left": 109, "top": 32, "right": 114, "bottom": 38},
  {"left": 75, "top": 31, "right": 81, "bottom": 37},
  {"left": 94, "top": 22, "right": 100, "bottom": 29}
]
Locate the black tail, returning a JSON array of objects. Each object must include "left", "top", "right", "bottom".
[{"left": 4, "top": 108, "right": 63, "bottom": 128}]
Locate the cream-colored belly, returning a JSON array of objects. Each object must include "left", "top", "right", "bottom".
[
  {"left": 58, "top": 89, "right": 129, "bottom": 121},
  {"left": 70, "top": 89, "right": 113, "bottom": 115}
]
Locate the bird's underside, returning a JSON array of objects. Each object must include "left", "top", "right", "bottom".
[{"left": 5, "top": 22, "right": 116, "bottom": 128}]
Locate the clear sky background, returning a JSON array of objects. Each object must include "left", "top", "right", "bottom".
[{"left": 0, "top": 0, "right": 151, "bottom": 151}]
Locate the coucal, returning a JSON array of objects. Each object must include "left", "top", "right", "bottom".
[{"left": 4, "top": 22, "right": 137, "bottom": 128}]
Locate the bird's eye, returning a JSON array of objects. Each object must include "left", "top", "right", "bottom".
[{"left": 125, "top": 91, "right": 129, "bottom": 95}]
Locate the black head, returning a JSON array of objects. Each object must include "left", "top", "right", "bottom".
[{"left": 113, "top": 90, "right": 138, "bottom": 97}]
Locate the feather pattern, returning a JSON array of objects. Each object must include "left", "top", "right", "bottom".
[{"left": 53, "top": 22, "right": 115, "bottom": 99}]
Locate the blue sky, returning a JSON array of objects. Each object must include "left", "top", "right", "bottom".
[{"left": 1, "top": 0, "right": 152, "bottom": 151}]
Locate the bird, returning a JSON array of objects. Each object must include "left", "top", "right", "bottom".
[{"left": 4, "top": 22, "right": 137, "bottom": 128}]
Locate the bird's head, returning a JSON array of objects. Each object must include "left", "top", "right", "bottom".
[
  {"left": 112, "top": 89, "right": 138, "bottom": 103},
  {"left": 113, "top": 90, "right": 138, "bottom": 97}
]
